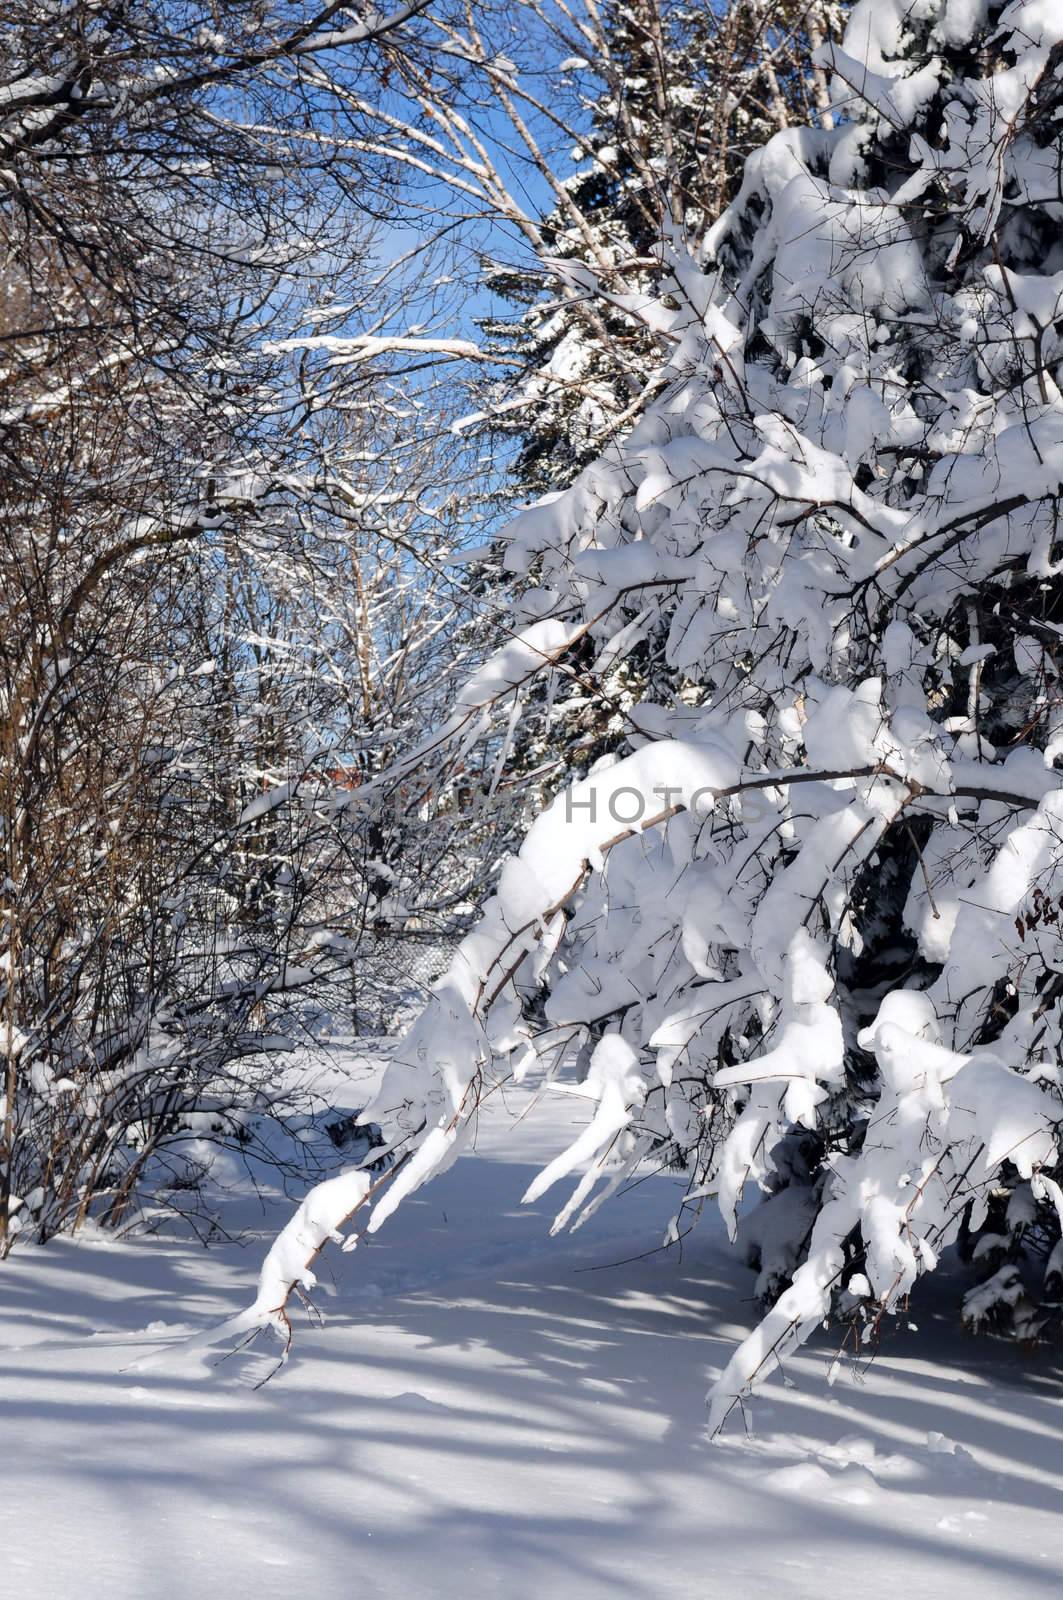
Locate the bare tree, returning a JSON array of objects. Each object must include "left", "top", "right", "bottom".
[{"left": 0, "top": 0, "right": 480, "bottom": 1248}]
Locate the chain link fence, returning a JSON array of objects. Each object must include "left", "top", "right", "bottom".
[{"left": 343, "top": 930, "right": 460, "bottom": 1038}]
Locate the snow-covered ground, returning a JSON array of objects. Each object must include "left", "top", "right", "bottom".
[{"left": 1, "top": 1050, "right": 1060, "bottom": 1599}]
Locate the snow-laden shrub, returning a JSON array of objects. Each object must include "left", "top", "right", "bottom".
[{"left": 235, "top": 0, "right": 1063, "bottom": 1427}]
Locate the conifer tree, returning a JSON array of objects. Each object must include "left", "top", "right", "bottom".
[
  {"left": 223, "top": 0, "right": 1063, "bottom": 1435},
  {"left": 481, "top": 1, "right": 845, "bottom": 498}
]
